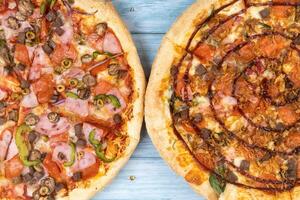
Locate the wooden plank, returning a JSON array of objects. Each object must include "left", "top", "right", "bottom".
[
  {"left": 95, "top": 158, "right": 201, "bottom": 200},
  {"left": 112, "top": 0, "right": 194, "bottom": 34},
  {"left": 132, "top": 33, "right": 163, "bottom": 78}
]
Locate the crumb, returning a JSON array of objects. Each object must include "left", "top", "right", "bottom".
[{"left": 129, "top": 175, "right": 136, "bottom": 181}]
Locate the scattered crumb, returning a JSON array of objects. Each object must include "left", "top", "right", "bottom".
[{"left": 129, "top": 176, "right": 136, "bottom": 181}]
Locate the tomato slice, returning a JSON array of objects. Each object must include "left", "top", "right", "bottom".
[
  {"left": 93, "top": 80, "right": 114, "bottom": 94},
  {"left": 50, "top": 43, "right": 78, "bottom": 65},
  {"left": 49, "top": 132, "right": 69, "bottom": 145},
  {"left": 43, "top": 153, "right": 64, "bottom": 182},
  {"left": 81, "top": 158, "right": 100, "bottom": 180},
  {"left": 4, "top": 155, "right": 24, "bottom": 179},
  {"left": 14, "top": 44, "right": 30, "bottom": 67},
  {"left": 32, "top": 74, "right": 54, "bottom": 104}
]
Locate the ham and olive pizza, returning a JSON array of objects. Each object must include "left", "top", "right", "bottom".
[
  {"left": 146, "top": 0, "right": 300, "bottom": 199},
  {"left": 0, "top": 0, "right": 145, "bottom": 199}
]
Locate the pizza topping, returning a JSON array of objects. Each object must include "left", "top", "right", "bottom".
[
  {"left": 81, "top": 54, "right": 93, "bottom": 63},
  {"left": 103, "top": 31, "right": 122, "bottom": 54},
  {"left": 77, "top": 87, "right": 91, "bottom": 100},
  {"left": 35, "top": 115, "right": 70, "bottom": 137},
  {"left": 4, "top": 155, "right": 24, "bottom": 179},
  {"left": 16, "top": 124, "right": 41, "bottom": 166},
  {"left": 94, "top": 94, "right": 121, "bottom": 109},
  {"left": 64, "top": 97, "right": 89, "bottom": 116},
  {"left": 259, "top": 8, "right": 270, "bottom": 18},
  {"left": 113, "top": 114, "right": 122, "bottom": 124},
  {"left": 18, "top": 0, "right": 34, "bottom": 18},
  {"left": 25, "top": 113, "right": 40, "bottom": 126},
  {"left": 52, "top": 142, "right": 75, "bottom": 167},
  {"left": 72, "top": 171, "right": 82, "bottom": 182},
  {"left": 96, "top": 23, "right": 107, "bottom": 37},
  {"left": 7, "top": 16, "right": 20, "bottom": 30},
  {"left": 47, "top": 112, "right": 60, "bottom": 123},
  {"left": 82, "top": 73, "right": 96, "bottom": 87},
  {"left": 0, "top": 129, "right": 12, "bottom": 161},
  {"left": 8, "top": 109, "right": 18, "bottom": 122},
  {"left": 20, "top": 90, "right": 39, "bottom": 108},
  {"left": 239, "top": 160, "right": 250, "bottom": 171}
]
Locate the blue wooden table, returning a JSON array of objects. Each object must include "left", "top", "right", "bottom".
[{"left": 94, "top": 1, "right": 204, "bottom": 199}]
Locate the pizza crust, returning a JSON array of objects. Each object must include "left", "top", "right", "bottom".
[
  {"left": 145, "top": 0, "right": 300, "bottom": 199},
  {"left": 57, "top": 0, "right": 146, "bottom": 199}
]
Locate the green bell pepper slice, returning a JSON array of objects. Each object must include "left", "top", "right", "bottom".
[
  {"left": 95, "top": 144, "right": 116, "bottom": 163},
  {"left": 66, "top": 92, "right": 79, "bottom": 99},
  {"left": 63, "top": 142, "right": 76, "bottom": 167},
  {"left": 88, "top": 129, "right": 100, "bottom": 146},
  {"left": 94, "top": 94, "right": 121, "bottom": 109},
  {"left": 16, "top": 124, "right": 41, "bottom": 166},
  {"left": 89, "top": 130, "right": 116, "bottom": 163}
]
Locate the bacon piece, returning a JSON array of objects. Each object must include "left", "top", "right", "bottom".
[
  {"left": 64, "top": 97, "right": 89, "bottom": 117},
  {"left": 103, "top": 31, "right": 122, "bottom": 54},
  {"left": 35, "top": 115, "right": 70, "bottom": 137}
]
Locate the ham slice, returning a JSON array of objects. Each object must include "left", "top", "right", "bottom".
[
  {"left": 63, "top": 68, "right": 85, "bottom": 79},
  {"left": 72, "top": 151, "right": 96, "bottom": 172},
  {"left": 52, "top": 143, "right": 73, "bottom": 164},
  {"left": 20, "top": 89, "right": 39, "bottom": 108},
  {"left": 6, "top": 137, "right": 18, "bottom": 161},
  {"left": 64, "top": 97, "right": 89, "bottom": 117},
  {"left": 35, "top": 115, "right": 70, "bottom": 137},
  {"left": 0, "top": 130, "right": 12, "bottom": 161},
  {"left": 29, "top": 46, "right": 52, "bottom": 80},
  {"left": 0, "top": 88, "right": 7, "bottom": 100},
  {"left": 103, "top": 31, "right": 122, "bottom": 54},
  {"left": 58, "top": 22, "right": 74, "bottom": 44},
  {"left": 82, "top": 123, "right": 104, "bottom": 144},
  {"left": 106, "top": 88, "right": 126, "bottom": 114}
]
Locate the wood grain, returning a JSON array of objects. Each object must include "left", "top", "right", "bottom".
[
  {"left": 113, "top": 0, "right": 195, "bottom": 34},
  {"left": 93, "top": 1, "right": 205, "bottom": 200}
]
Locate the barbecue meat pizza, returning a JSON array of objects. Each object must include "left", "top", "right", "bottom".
[
  {"left": 146, "top": 0, "right": 300, "bottom": 199},
  {"left": 0, "top": 0, "right": 145, "bottom": 199}
]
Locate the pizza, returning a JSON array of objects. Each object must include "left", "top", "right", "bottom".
[
  {"left": 145, "top": 0, "right": 300, "bottom": 199},
  {"left": 0, "top": 0, "right": 145, "bottom": 199}
]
